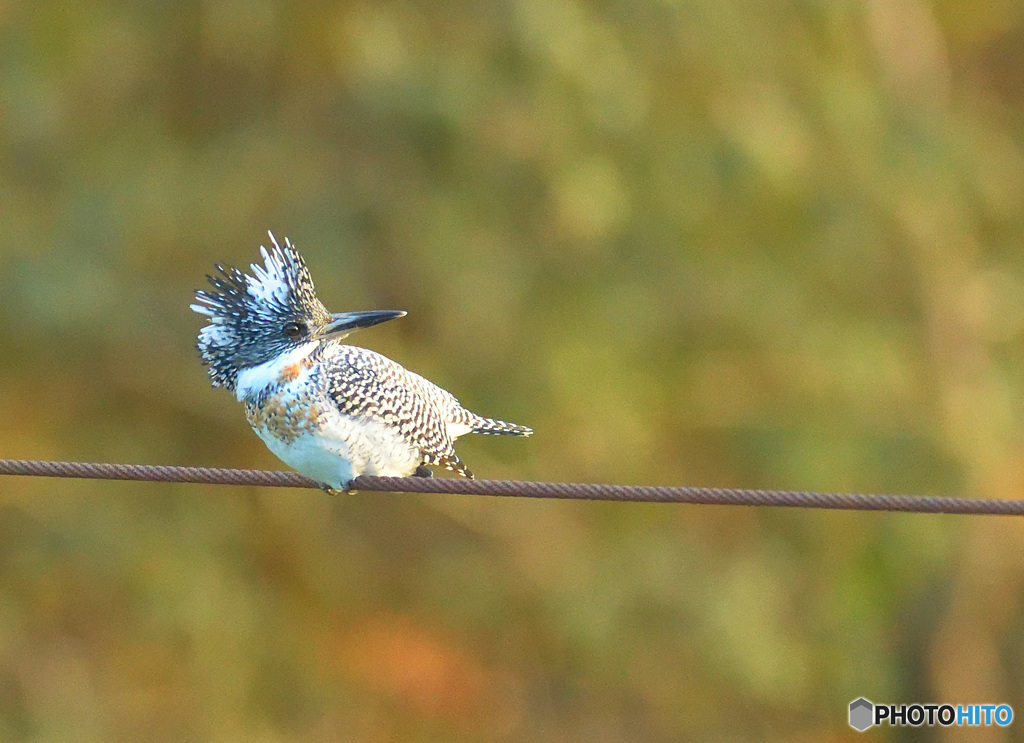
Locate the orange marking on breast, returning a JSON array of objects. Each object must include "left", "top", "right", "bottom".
[{"left": 279, "top": 363, "right": 302, "bottom": 383}]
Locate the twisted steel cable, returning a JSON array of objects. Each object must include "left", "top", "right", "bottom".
[
  {"left": 0, "top": 458, "right": 316, "bottom": 488},
  {"left": 1, "top": 458, "right": 1022, "bottom": 515}
]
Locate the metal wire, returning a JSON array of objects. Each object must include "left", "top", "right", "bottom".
[
  {"left": 0, "top": 458, "right": 1021, "bottom": 515},
  {"left": 0, "top": 458, "right": 317, "bottom": 488}
]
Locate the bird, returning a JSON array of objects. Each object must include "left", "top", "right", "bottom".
[{"left": 191, "top": 232, "right": 532, "bottom": 492}]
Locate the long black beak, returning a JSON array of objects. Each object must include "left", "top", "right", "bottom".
[{"left": 321, "top": 310, "right": 406, "bottom": 340}]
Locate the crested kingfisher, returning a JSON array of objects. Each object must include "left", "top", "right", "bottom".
[{"left": 191, "top": 232, "right": 532, "bottom": 492}]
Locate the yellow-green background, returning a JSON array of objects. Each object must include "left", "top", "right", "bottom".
[{"left": 3, "top": 1, "right": 1024, "bottom": 740}]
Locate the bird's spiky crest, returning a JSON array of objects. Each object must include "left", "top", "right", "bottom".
[{"left": 191, "top": 232, "right": 331, "bottom": 389}]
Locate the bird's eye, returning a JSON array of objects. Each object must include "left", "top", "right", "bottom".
[{"left": 282, "top": 321, "right": 306, "bottom": 339}]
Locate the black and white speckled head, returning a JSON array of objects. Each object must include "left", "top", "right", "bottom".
[
  {"left": 191, "top": 233, "right": 334, "bottom": 389},
  {"left": 192, "top": 233, "right": 407, "bottom": 391}
]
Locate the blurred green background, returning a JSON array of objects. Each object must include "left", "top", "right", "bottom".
[{"left": 3, "top": 0, "right": 1024, "bottom": 740}]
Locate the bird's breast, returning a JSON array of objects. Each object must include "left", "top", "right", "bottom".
[
  {"left": 244, "top": 381, "right": 423, "bottom": 484},
  {"left": 244, "top": 385, "right": 326, "bottom": 445},
  {"left": 238, "top": 345, "right": 327, "bottom": 445}
]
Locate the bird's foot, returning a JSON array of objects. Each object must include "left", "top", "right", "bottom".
[
  {"left": 414, "top": 465, "right": 434, "bottom": 478},
  {"left": 321, "top": 482, "right": 358, "bottom": 495}
]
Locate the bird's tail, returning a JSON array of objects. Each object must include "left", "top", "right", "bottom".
[{"left": 471, "top": 416, "right": 533, "bottom": 436}]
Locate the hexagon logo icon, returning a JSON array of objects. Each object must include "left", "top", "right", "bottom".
[{"left": 849, "top": 698, "right": 874, "bottom": 732}]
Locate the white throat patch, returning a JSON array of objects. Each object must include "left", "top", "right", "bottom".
[{"left": 235, "top": 341, "right": 319, "bottom": 401}]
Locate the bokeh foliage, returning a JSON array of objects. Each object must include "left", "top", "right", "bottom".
[{"left": 3, "top": 0, "right": 1024, "bottom": 740}]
